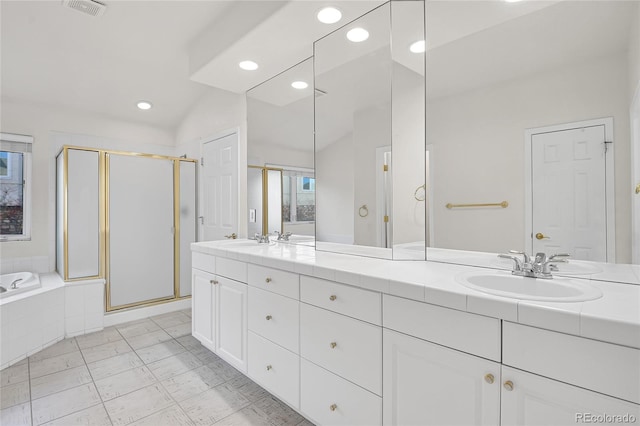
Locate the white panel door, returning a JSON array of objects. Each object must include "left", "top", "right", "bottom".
[
  {"left": 501, "top": 367, "right": 640, "bottom": 425},
  {"left": 67, "top": 149, "right": 100, "bottom": 278},
  {"left": 531, "top": 125, "right": 607, "bottom": 261},
  {"left": 215, "top": 276, "right": 247, "bottom": 372},
  {"left": 108, "top": 154, "right": 174, "bottom": 308},
  {"left": 202, "top": 133, "right": 238, "bottom": 241},
  {"left": 383, "top": 329, "right": 500, "bottom": 426},
  {"left": 180, "top": 161, "right": 197, "bottom": 297}
]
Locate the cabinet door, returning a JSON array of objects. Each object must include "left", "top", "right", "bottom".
[
  {"left": 383, "top": 329, "right": 500, "bottom": 426},
  {"left": 501, "top": 366, "right": 640, "bottom": 425},
  {"left": 192, "top": 268, "right": 214, "bottom": 349},
  {"left": 216, "top": 276, "right": 248, "bottom": 373}
]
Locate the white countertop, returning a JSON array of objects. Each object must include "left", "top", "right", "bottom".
[{"left": 192, "top": 240, "right": 640, "bottom": 350}]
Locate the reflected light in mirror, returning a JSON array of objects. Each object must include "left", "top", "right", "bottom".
[
  {"left": 346, "top": 27, "right": 369, "bottom": 42},
  {"left": 239, "top": 60, "right": 259, "bottom": 71},
  {"left": 291, "top": 81, "right": 309, "bottom": 89},
  {"left": 409, "top": 40, "right": 425, "bottom": 53},
  {"left": 317, "top": 7, "right": 342, "bottom": 24}
]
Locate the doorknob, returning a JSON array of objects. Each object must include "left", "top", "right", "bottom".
[
  {"left": 224, "top": 233, "right": 237, "bottom": 239},
  {"left": 636, "top": 183, "right": 640, "bottom": 194},
  {"left": 535, "top": 232, "right": 550, "bottom": 240}
]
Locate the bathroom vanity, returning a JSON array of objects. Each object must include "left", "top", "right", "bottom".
[{"left": 191, "top": 240, "right": 640, "bottom": 426}]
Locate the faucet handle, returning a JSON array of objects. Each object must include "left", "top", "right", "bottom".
[
  {"left": 509, "top": 250, "right": 531, "bottom": 263},
  {"left": 548, "top": 253, "right": 570, "bottom": 261},
  {"left": 498, "top": 254, "right": 523, "bottom": 272}
]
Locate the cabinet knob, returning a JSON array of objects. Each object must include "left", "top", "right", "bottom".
[
  {"left": 266, "top": 365, "right": 272, "bottom": 371},
  {"left": 484, "top": 374, "right": 494, "bottom": 384},
  {"left": 265, "top": 277, "right": 272, "bottom": 283},
  {"left": 330, "top": 342, "right": 337, "bottom": 349},
  {"left": 329, "top": 404, "right": 337, "bottom": 412},
  {"left": 266, "top": 315, "right": 272, "bottom": 321},
  {"left": 503, "top": 380, "right": 514, "bottom": 391},
  {"left": 210, "top": 280, "right": 218, "bottom": 285},
  {"left": 329, "top": 295, "right": 337, "bottom": 301}
]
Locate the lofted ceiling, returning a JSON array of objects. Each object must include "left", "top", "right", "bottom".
[{"left": 1, "top": 0, "right": 636, "bottom": 134}]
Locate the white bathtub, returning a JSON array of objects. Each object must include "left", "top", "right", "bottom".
[{"left": 0, "top": 272, "right": 41, "bottom": 299}]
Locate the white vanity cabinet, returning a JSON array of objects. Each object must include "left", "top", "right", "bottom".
[
  {"left": 247, "top": 264, "right": 301, "bottom": 409},
  {"left": 300, "top": 276, "right": 383, "bottom": 426},
  {"left": 501, "top": 367, "right": 639, "bottom": 425},
  {"left": 192, "top": 254, "right": 248, "bottom": 373},
  {"left": 382, "top": 295, "right": 502, "bottom": 426}
]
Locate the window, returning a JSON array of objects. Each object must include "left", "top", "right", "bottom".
[
  {"left": 282, "top": 170, "right": 315, "bottom": 223},
  {"left": 0, "top": 133, "right": 33, "bottom": 241}
]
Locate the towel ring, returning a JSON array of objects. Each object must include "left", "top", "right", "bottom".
[
  {"left": 414, "top": 184, "right": 426, "bottom": 201},
  {"left": 358, "top": 205, "right": 369, "bottom": 217}
]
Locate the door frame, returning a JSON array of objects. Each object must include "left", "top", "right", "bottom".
[
  {"left": 198, "top": 128, "right": 240, "bottom": 242},
  {"left": 631, "top": 84, "right": 640, "bottom": 264},
  {"left": 524, "top": 117, "right": 615, "bottom": 261}
]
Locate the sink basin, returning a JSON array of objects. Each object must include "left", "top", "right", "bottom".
[{"left": 456, "top": 270, "right": 603, "bottom": 302}]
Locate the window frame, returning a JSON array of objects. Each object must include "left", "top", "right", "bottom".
[{"left": 0, "top": 132, "right": 33, "bottom": 242}]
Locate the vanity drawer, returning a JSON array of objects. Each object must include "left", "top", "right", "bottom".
[
  {"left": 383, "top": 295, "right": 501, "bottom": 362},
  {"left": 300, "top": 276, "right": 381, "bottom": 325},
  {"left": 192, "top": 252, "right": 215, "bottom": 274},
  {"left": 300, "top": 303, "right": 382, "bottom": 395},
  {"left": 301, "top": 359, "right": 382, "bottom": 426},
  {"left": 248, "top": 287, "right": 299, "bottom": 353},
  {"left": 503, "top": 322, "right": 640, "bottom": 404},
  {"left": 216, "top": 257, "right": 247, "bottom": 283},
  {"left": 248, "top": 331, "right": 299, "bottom": 409},
  {"left": 248, "top": 264, "right": 299, "bottom": 299}
]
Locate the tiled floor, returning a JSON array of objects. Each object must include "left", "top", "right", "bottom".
[{"left": 0, "top": 309, "right": 313, "bottom": 426}]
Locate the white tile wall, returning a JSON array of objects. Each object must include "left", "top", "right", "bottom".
[
  {"left": 65, "top": 281, "right": 105, "bottom": 338},
  {"left": 0, "top": 287, "right": 65, "bottom": 369},
  {"left": 0, "top": 256, "right": 50, "bottom": 274}
]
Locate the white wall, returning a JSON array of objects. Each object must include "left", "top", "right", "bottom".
[
  {"left": 316, "top": 134, "right": 354, "bottom": 244},
  {"left": 0, "top": 97, "right": 175, "bottom": 271},
  {"left": 427, "top": 52, "right": 632, "bottom": 262},
  {"left": 248, "top": 142, "right": 313, "bottom": 169},
  {"left": 629, "top": 2, "right": 640, "bottom": 100}
]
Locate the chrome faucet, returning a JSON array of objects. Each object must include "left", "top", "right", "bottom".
[
  {"left": 10, "top": 278, "right": 23, "bottom": 289},
  {"left": 499, "top": 250, "right": 569, "bottom": 279},
  {"left": 254, "top": 233, "right": 271, "bottom": 244},
  {"left": 273, "top": 231, "right": 292, "bottom": 241}
]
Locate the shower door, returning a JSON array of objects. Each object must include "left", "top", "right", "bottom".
[{"left": 107, "top": 153, "right": 175, "bottom": 309}]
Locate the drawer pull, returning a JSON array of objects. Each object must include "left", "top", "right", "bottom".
[
  {"left": 266, "top": 315, "right": 273, "bottom": 321},
  {"left": 266, "top": 365, "right": 272, "bottom": 371},
  {"left": 329, "top": 404, "right": 337, "bottom": 412},
  {"left": 329, "top": 295, "right": 337, "bottom": 301},
  {"left": 484, "top": 374, "right": 494, "bottom": 384},
  {"left": 210, "top": 279, "right": 218, "bottom": 285},
  {"left": 330, "top": 342, "right": 337, "bottom": 349},
  {"left": 503, "top": 380, "right": 514, "bottom": 391},
  {"left": 265, "top": 277, "right": 272, "bottom": 283}
]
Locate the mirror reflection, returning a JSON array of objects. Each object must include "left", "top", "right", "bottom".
[
  {"left": 426, "top": 1, "right": 639, "bottom": 278},
  {"left": 314, "top": 1, "right": 426, "bottom": 260},
  {"left": 247, "top": 58, "right": 315, "bottom": 245}
]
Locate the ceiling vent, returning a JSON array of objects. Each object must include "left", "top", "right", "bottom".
[{"left": 62, "top": 0, "right": 106, "bottom": 17}]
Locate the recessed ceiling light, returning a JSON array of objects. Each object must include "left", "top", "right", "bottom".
[
  {"left": 409, "top": 40, "right": 426, "bottom": 53},
  {"left": 239, "top": 60, "right": 259, "bottom": 71},
  {"left": 504, "top": 0, "right": 523, "bottom": 3},
  {"left": 346, "top": 28, "right": 369, "bottom": 43},
  {"left": 317, "top": 7, "right": 342, "bottom": 24},
  {"left": 136, "top": 101, "right": 152, "bottom": 110},
  {"left": 291, "top": 81, "right": 309, "bottom": 90}
]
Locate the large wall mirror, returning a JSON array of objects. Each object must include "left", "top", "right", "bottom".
[
  {"left": 247, "top": 58, "right": 315, "bottom": 245},
  {"left": 426, "top": 1, "right": 639, "bottom": 282},
  {"left": 314, "top": 1, "right": 426, "bottom": 260}
]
